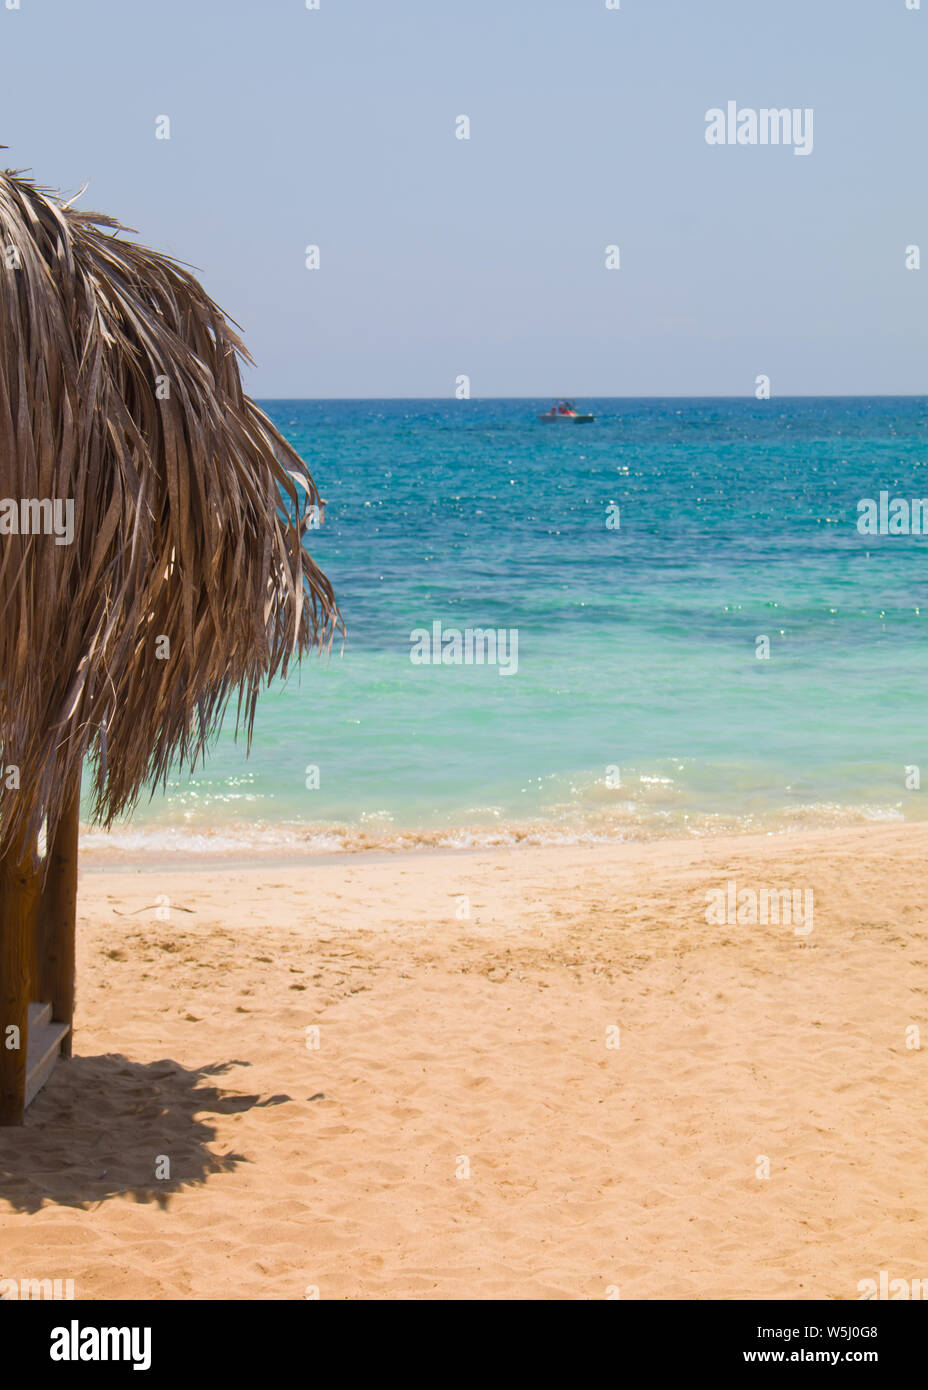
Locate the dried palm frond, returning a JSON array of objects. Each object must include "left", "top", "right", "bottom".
[{"left": 0, "top": 168, "right": 339, "bottom": 865}]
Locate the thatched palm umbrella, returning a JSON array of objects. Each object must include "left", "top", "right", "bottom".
[{"left": 0, "top": 165, "right": 338, "bottom": 1124}]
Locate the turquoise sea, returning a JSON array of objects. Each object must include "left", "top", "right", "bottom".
[{"left": 86, "top": 397, "right": 928, "bottom": 856}]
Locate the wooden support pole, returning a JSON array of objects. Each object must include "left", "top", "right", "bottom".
[
  {"left": 38, "top": 776, "right": 80, "bottom": 1059},
  {"left": 0, "top": 851, "right": 41, "bottom": 1126},
  {"left": 27, "top": 854, "right": 41, "bottom": 1003}
]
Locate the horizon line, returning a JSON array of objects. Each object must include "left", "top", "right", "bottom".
[{"left": 255, "top": 393, "right": 928, "bottom": 402}]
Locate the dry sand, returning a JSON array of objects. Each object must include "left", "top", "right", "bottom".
[{"left": 1, "top": 824, "right": 927, "bottom": 1300}]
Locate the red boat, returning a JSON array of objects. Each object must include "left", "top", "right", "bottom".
[{"left": 539, "top": 399, "right": 595, "bottom": 422}]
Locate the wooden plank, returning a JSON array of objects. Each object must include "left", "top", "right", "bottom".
[
  {"left": 28, "top": 1001, "right": 52, "bottom": 1030},
  {"left": 25, "top": 1019, "right": 69, "bottom": 1108}
]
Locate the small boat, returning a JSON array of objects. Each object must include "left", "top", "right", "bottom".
[{"left": 539, "top": 399, "right": 594, "bottom": 423}]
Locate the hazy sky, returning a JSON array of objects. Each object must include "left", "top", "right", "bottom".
[{"left": 1, "top": 0, "right": 925, "bottom": 396}]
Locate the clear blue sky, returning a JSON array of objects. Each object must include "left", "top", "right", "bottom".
[{"left": 1, "top": 0, "right": 925, "bottom": 396}]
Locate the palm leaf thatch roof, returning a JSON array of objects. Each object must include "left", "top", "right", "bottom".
[{"left": 0, "top": 167, "right": 339, "bottom": 866}]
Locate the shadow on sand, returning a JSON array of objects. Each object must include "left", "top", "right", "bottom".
[{"left": 0, "top": 1054, "right": 292, "bottom": 1213}]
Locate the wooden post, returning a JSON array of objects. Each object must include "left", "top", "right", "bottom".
[
  {"left": 38, "top": 776, "right": 80, "bottom": 1059},
  {"left": 0, "top": 851, "right": 41, "bottom": 1126}
]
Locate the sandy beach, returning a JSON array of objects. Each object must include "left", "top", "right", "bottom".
[{"left": 1, "top": 823, "right": 926, "bottom": 1301}]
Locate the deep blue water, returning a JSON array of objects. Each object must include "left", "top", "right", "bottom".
[{"left": 89, "top": 397, "right": 928, "bottom": 855}]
